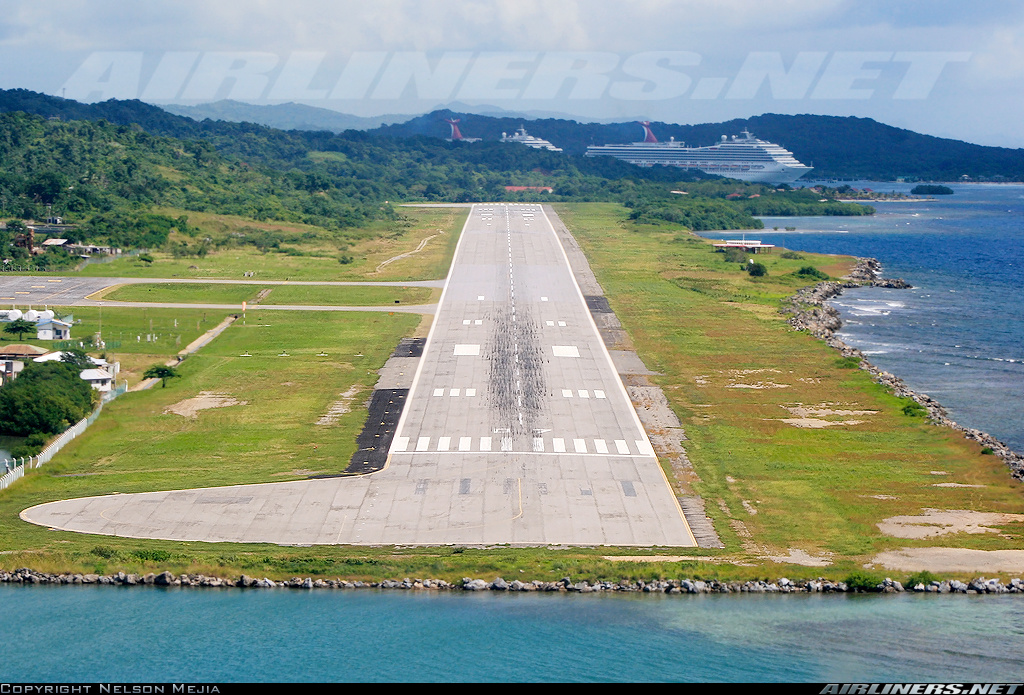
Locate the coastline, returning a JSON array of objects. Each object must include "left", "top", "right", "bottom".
[
  {"left": 783, "top": 258, "right": 1024, "bottom": 481},
  {"left": 1, "top": 568, "right": 1022, "bottom": 594}
]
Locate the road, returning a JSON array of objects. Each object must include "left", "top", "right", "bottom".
[{"left": 21, "top": 205, "right": 696, "bottom": 546}]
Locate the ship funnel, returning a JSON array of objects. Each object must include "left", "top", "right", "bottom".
[
  {"left": 445, "top": 118, "right": 464, "bottom": 141},
  {"left": 639, "top": 121, "right": 658, "bottom": 143}
]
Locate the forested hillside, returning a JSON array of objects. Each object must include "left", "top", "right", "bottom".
[
  {"left": 0, "top": 89, "right": 873, "bottom": 259},
  {"left": 373, "top": 110, "right": 1024, "bottom": 181}
]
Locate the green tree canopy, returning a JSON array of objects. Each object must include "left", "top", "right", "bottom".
[
  {"left": 2, "top": 318, "right": 36, "bottom": 340},
  {"left": 143, "top": 364, "right": 180, "bottom": 388},
  {"left": 0, "top": 361, "right": 95, "bottom": 436}
]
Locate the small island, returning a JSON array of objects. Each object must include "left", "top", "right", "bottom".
[{"left": 911, "top": 184, "right": 954, "bottom": 195}]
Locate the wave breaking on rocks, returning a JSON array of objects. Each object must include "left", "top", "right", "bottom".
[{"left": 782, "top": 258, "right": 1024, "bottom": 480}]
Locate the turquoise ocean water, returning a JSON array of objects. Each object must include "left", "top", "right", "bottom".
[
  {"left": 3, "top": 585, "right": 1024, "bottom": 682},
  {"left": 704, "top": 183, "right": 1024, "bottom": 452}
]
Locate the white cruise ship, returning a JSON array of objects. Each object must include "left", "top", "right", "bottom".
[
  {"left": 585, "top": 123, "right": 812, "bottom": 183},
  {"left": 500, "top": 126, "right": 563, "bottom": 152}
]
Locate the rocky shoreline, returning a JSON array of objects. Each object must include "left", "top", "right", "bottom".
[
  {"left": 782, "top": 258, "right": 1024, "bottom": 481},
  {"left": 2, "top": 567, "right": 1023, "bottom": 594}
]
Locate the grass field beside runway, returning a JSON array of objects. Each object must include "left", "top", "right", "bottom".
[
  {"left": 552, "top": 202, "right": 1024, "bottom": 563},
  {"left": 74, "top": 206, "right": 467, "bottom": 282},
  {"left": 98, "top": 283, "right": 436, "bottom": 306}
]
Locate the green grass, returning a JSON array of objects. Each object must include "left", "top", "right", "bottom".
[
  {"left": 100, "top": 283, "right": 260, "bottom": 305},
  {"left": 100, "top": 283, "right": 436, "bottom": 306},
  {"left": 3, "top": 202, "right": 1022, "bottom": 584},
  {"left": 552, "top": 202, "right": 1024, "bottom": 565},
  {"left": 73, "top": 207, "right": 467, "bottom": 282}
]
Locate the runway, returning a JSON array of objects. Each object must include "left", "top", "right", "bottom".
[{"left": 21, "top": 205, "right": 696, "bottom": 547}]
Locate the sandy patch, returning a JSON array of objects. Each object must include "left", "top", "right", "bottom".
[
  {"left": 870, "top": 548, "right": 1024, "bottom": 574},
  {"left": 601, "top": 555, "right": 718, "bottom": 563},
  {"left": 877, "top": 509, "right": 1024, "bottom": 539},
  {"left": 764, "top": 548, "right": 833, "bottom": 567},
  {"left": 779, "top": 417, "right": 866, "bottom": 428},
  {"left": 776, "top": 403, "right": 876, "bottom": 428},
  {"left": 787, "top": 405, "right": 878, "bottom": 418},
  {"left": 316, "top": 384, "right": 362, "bottom": 426},
  {"left": 741, "top": 500, "right": 758, "bottom": 515},
  {"left": 862, "top": 494, "right": 899, "bottom": 500},
  {"left": 727, "top": 382, "right": 790, "bottom": 389},
  {"left": 933, "top": 482, "right": 986, "bottom": 488},
  {"left": 165, "top": 391, "right": 246, "bottom": 419}
]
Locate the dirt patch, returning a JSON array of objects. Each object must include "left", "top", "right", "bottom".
[
  {"left": 870, "top": 548, "right": 1024, "bottom": 574},
  {"left": 764, "top": 548, "right": 833, "bottom": 567},
  {"left": 776, "top": 403, "right": 876, "bottom": 428},
  {"left": 779, "top": 417, "right": 866, "bottom": 428},
  {"left": 374, "top": 231, "right": 443, "bottom": 273},
  {"left": 601, "top": 555, "right": 719, "bottom": 563},
  {"left": 877, "top": 509, "right": 1024, "bottom": 539},
  {"left": 726, "top": 382, "right": 790, "bottom": 389},
  {"left": 164, "top": 391, "right": 246, "bottom": 419},
  {"left": 933, "top": 482, "right": 986, "bottom": 488},
  {"left": 316, "top": 384, "right": 363, "bottom": 425}
]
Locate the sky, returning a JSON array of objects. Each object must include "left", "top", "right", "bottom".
[{"left": 2, "top": 1, "right": 1023, "bottom": 147}]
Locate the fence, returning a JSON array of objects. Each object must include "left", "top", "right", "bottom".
[{"left": 0, "top": 382, "right": 128, "bottom": 492}]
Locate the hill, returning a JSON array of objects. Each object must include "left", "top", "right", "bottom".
[
  {"left": 161, "top": 100, "right": 407, "bottom": 132},
  {"left": 3, "top": 89, "right": 1022, "bottom": 180},
  {"left": 370, "top": 109, "right": 1024, "bottom": 181}
]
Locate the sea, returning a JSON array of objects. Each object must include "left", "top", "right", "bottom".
[
  {"left": 704, "top": 182, "right": 1024, "bottom": 453},
  {"left": 3, "top": 584, "right": 1024, "bottom": 682},
  {"left": 4, "top": 183, "right": 1024, "bottom": 684}
]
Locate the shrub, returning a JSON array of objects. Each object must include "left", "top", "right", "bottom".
[
  {"left": 901, "top": 400, "right": 927, "bottom": 417},
  {"left": 722, "top": 247, "right": 748, "bottom": 263},
  {"left": 907, "top": 570, "right": 939, "bottom": 587},
  {"left": 132, "top": 549, "right": 172, "bottom": 563},
  {"left": 780, "top": 251, "right": 804, "bottom": 259},
  {"left": 795, "top": 266, "right": 829, "bottom": 280},
  {"left": 844, "top": 571, "right": 880, "bottom": 592},
  {"left": 981, "top": 447, "right": 994, "bottom": 455},
  {"left": 748, "top": 262, "right": 768, "bottom": 277}
]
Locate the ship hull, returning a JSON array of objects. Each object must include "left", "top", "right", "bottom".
[{"left": 584, "top": 134, "right": 813, "bottom": 184}]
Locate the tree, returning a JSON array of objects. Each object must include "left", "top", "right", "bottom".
[
  {"left": 3, "top": 318, "right": 36, "bottom": 340},
  {"left": 143, "top": 364, "right": 179, "bottom": 388},
  {"left": 60, "top": 348, "right": 94, "bottom": 370},
  {"left": 0, "top": 361, "right": 95, "bottom": 436}
]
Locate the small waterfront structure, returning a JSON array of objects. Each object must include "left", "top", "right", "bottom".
[{"left": 712, "top": 240, "right": 775, "bottom": 254}]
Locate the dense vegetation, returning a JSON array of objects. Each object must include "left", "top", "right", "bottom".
[
  {"left": 378, "top": 109, "right": 1024, "bottom": 181},
  {"left": 911, "top": 184, "right": 954, "bottom": 195},
  {"left": 0, "top": 358, "right": 97, "bottom": 439}
]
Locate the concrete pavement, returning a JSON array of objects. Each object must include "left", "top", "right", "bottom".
[{"left": 21, "top": 205, "right": 696, "bottom": 547}]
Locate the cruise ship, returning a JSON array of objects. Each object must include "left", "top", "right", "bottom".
[
  {"left": 500, "top": 126, "right": 563, "bottom": 152},
  {"left": 584, "top": 123, "right": 812, "bottom": 183}
]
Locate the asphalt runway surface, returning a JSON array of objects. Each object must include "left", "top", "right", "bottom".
[{"left": 22, "top": 205, "right": 696, "bottom": 546}]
